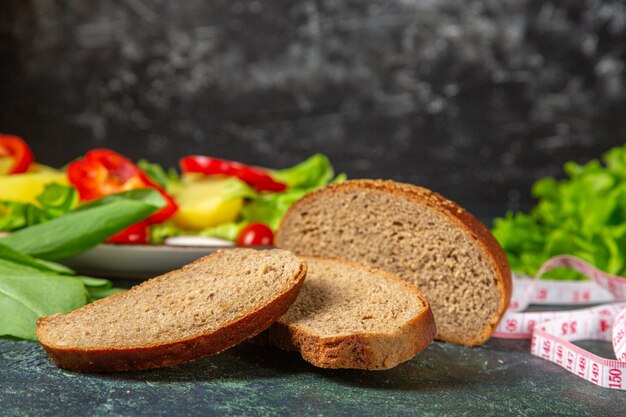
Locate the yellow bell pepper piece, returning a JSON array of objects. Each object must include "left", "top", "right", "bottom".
[
  {"left": 0, "top": 172, "right": 68, "bottom": 204},
  {"left": 0, "top": 157, "right": 13, "bottom": 175},
  {"left": 171, "top": 176, "right": 246, "bottom": 231},
  {"left": 28, "top": 163, "right": 62, "bottom": 174}
]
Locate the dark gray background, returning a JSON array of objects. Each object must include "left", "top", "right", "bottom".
[{"left": 1, "top": 0, "right": 625, "bottom": 217}]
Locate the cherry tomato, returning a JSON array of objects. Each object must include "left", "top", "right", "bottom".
[
  {"left": 106, "top": 221, "right": 149, "bottom": 244},
  {"left": 236, "top": 223, "right": 274, "bottom": 246}
]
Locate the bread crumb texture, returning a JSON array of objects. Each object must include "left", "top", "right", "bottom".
[
  {"left": 38, "top": 249, "right": 303, "bottom": 349},
  {"left": 282, "top": 258, "right": 424, "bottom": 336},
  {"left": 277, "top": 179, "right": 510, "bottom": 346},
  {"left": 264, "top": 257, "right": 435, "bottom": 369}
]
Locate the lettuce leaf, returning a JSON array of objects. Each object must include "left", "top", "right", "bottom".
[
  {"left": 244, "top": 155, "right": 346, "bottom": 230},
  {"left": 269, "top": 153, "right": 336, "bottom": 189},
  {"left": 492, "top": 143, "right": 626, "bottom": 280},
  {"left": 0, "top": 183, "right": 78, "bottom": 232},
  {"left": 150, "top": 220, "right": 248, "bottom": 244},
  {"left": 241, "top": 188, "right": 311, "bottom": 230},
  {"left": 197, "top": 221, "right": 248, "bottom": 241},
  {"left": 137, "top": 159, "right": 180, "bottom": 190}
]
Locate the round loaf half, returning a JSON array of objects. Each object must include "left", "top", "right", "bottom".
[{"left": 275, "top": 179, "right": 511, "bottom": 346}]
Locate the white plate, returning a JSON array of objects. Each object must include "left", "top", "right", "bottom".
[{"left": 60, "top": 242, "right": 255, "bottom": 280}]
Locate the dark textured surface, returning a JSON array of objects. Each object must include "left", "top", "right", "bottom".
[
  {"left": 1, "top": 337, "right": 623, "bottom": 417},
  {"left": 6, "top": 224, "right": 624, "bottom": 417},
  {"left": 1, "top": 0, "right": 625, "bottom": 215},
  {"left": 2, "top": 235, "right": 625, "bottom": 416}
]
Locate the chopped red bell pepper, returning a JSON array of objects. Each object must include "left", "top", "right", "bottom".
[
  {"left": 179, "top": 156, "right": 287, "bottom": 192},
  {"left": 0, "top": 134, "right": 34, "bottom": 174},
  {"left": 106, "top": 221, "right": 149, "bottom": 244},
  {"left": 67, "top": 149, "right": 178, "bottom": 243}
]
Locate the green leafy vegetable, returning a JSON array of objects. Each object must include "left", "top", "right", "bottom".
[
  {"left": 493, "top": 143, "right": 626, "bottom": 280},
  {"left": 269, "top": 153, "right": 336, "bottom": 189},
  {"left": 36, "top": 183, "right": 79, "bottom": 215},
  {"left": 0, "top": 184, "right": 78, "bottom": 232},
  {"left": 0, "top": 242, "right": 121, "bottom": 341},
  {"left": 0, "top": 242, "right": 74, "bottom": 275},
  {"left": 76, "top": 188, "right": 165, "bottom": 211},
  {"left": 137, "top": 159, "right": 180, "bottom": 190},
  {"left": 198, "top": 221, "right": 248, "bottom": 241},
  {"left": 86, "top": 287, "right": 124, "bottom": 300},
  {"left": 1, "top": 189, "right": 165, "bottom": 260},
  {"left": 75, "top": 275, "right": 120, "bottom": 302},
  {"left": 150, "top": 220, "right": 248, "bottom": 243},
  {"left": 0, "top": 202, "right": 28, "bottom": 231},
  {"left": 241, "top": 189, "right": 311, "bottom": 230},
  {"left": 0, "top": 253, "right": 118, "bottom": 340},
  {"left": 0, "top": 242, "right": 115, "bottom": 299},
  {"left": 149, "top": 222, "right": 182, "bottom": 244},
  {"left": 245, "top": 154, "right": 346, "bottom": 230},
  {"left": 0, "top": 263, "right": 88, "bottom": 340}
]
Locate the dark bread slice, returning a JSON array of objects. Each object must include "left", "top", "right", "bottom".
[
  {"left": 275, "top": 179, "right": 511, "bottom": 346},
  {"left": 260, "top": 257, "right": 436, "bottom": 370},
  {"left": 36, "top": 248, "right": 306, "bottom": 372}
]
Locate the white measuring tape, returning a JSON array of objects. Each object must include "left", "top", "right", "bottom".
[{"left": 493, "top": 255, "right": 626, "bottom": 390}]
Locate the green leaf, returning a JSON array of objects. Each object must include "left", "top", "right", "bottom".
[
  {"left": 0, "top": 189, "right": 165, "bottom": 260},
  {"left": 78, "top": 276, "right": 112, "bottom": 289},
  {"left": 242, "top": 188, "right": 311, "bottom": 230},
  {"left": 0, "top": 244, "right": 120, "bottom": 339},
  {"left": 137, "top": 159, "right": 180, "bottom": 190},
  {"left": 0, "top": 184, "right": 78, "bottom": 232},
  {"left": 148, "top": 221, "right": 182, "bottom": 244},
  {"left": 331, "top": 173, "right": 348, "bottom": 184},
  {"left": 87, "top": 287, "right": 124, "bottom": 301},
  {"left": 492, "top": 143, "right": 626, "bottom": 280},
  {"left": 0, "top": 202, "right": 29, "bottom": 231},
  {"left": 270, "top": 154, "right": 335, "bottom": 189},
  {"left": 0, "top": 242, "right": 74, "bottom": 275},
  {"left": 76, "top": 188, "right": 166, "bottom": 211},
  {"left": 149, "top": 220, "right": 248, "bottom": 243},
  {"left": 0, "top": 261, "right": 87, "bottom": 340},
  {"left": 36, "top": 183, "right": 79, "bottom": 214},
  {"left": 198, "top": 221, "right": 248, "bottom": 241}
]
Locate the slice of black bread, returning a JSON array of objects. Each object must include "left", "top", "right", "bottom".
[
  {"left": 260, "top": 256, "right": 436, "bottom": 369},
  {"left": 275, "top": 179, "right": 511, "bottom": 346},
  {"left": 37, "top": 248, "right": 306, "bottom": 372}
]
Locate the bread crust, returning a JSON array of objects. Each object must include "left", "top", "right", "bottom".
[
  {"left": 260, "top": 256, "right": 436, "bottom": 370},
  {"left": 36, "top": 250, "right": 307, "bottom": 372},
  {"left": 275, "top": 179, "right": 512, "bottom": 347}
]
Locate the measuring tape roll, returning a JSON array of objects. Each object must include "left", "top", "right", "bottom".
[{"left": 493, "top": 255, "right": 626, "bottom": 390}]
